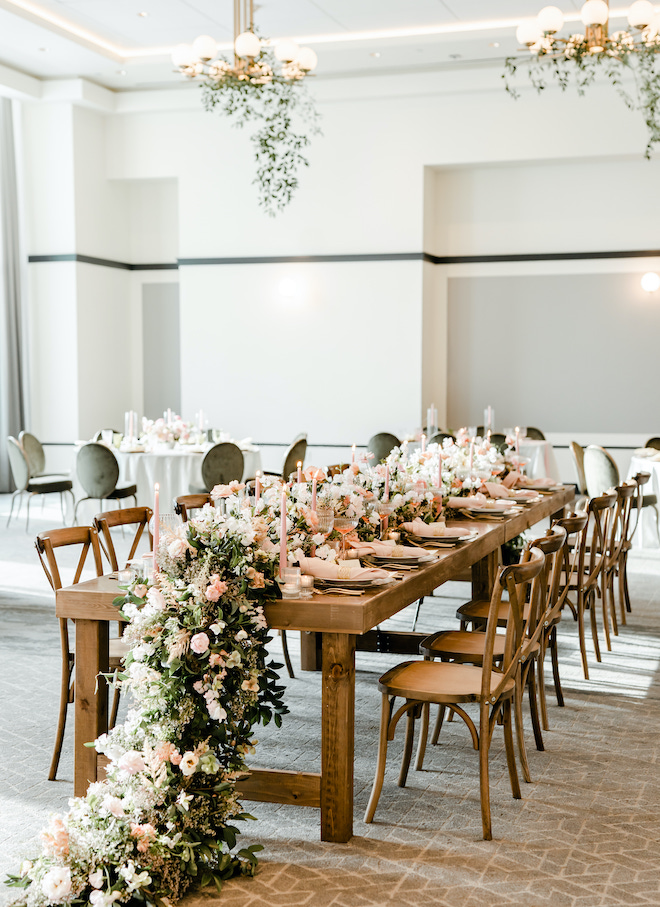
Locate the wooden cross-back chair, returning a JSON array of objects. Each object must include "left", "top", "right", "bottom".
[
  {"left": 601, "top": 483, "right": 636, "bottom": 640},
  {"left": 364, "top": 547, "right": 545, "bottom": 840},
  {"left": 174, "top": 494, "right": 212, "bottom": 522},
  {"left": 35, "top": 526, "right": 126, "bottom": 780},
  {"left": 421, "top": 526, "right": 566, "bottom": 785},
  {"left": 93, "top": 506, "right": 153, "bottom": 571}
]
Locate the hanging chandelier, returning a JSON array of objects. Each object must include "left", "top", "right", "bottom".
[
  {"left": 169, "top": 0, "right": 321, "bottom": 216},
  {"left": 171, "top": 0, "right": 317, "bottom": 86},
  {"left": 504, "top": 1, "right": 660, "bottom": 156}
]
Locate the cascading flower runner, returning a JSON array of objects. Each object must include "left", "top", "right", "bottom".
[
  {"left": 7, "top": 430, "right": 537, "bottom": 907},
  {"left": 6, "top": 507, "right": 287, "bottom": 907}
]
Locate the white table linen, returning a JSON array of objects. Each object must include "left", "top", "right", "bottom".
[
  {"left": 518, "top": 439, "right": 560, "bottom": 481},
  {"left": 627, "top": 454, "right": 660, "bottom": 548}
]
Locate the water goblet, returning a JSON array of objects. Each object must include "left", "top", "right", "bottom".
[
  {"left": 315, "top": 506, "right": 335, "bottom": 540},
  {"left": 333, "top": 516, "right": 359, "bottom": 559},
  {"left": 375, "top": 500, "right": 396, "bottom": 540}
]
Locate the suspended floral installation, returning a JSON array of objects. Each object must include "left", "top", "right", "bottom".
[
  {"left": 504, "top": 1, "right": 660, "bottom": 157},
  {"left": 172, "top": 1, "right": 320, "bottom": 215}
]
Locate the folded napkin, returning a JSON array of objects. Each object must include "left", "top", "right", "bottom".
[
  {"left": 483, "top": 482, "right": 510, "bottom": 499},
  {"left": 447, "top": 495, "right": 512, "bottom": 512},
  {"left": 633, "top": 447, "right": 655, "bottom": 457},
  {"left": 348, "top": 539, "right": 423, "bottom": 557},
  {"left": 401, "top": 518, "right": 466, "bottom": 538},
  {"left": 510, "top": 488, "right": 541, "bottom": 500},
  {"left": 516, "top": 476, "right": 557, "bottom": 488},
  {"left": 296, "top": 556, "right": 389, "bottom": 581},
  {"left": 502, "top": 471, "right": 521, "bottom": 489}
]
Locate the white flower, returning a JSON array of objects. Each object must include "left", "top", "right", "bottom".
[
  {"left": 89, "top": 869, "right": 104, "bottom": 889},
  {"left": 207, "top": 699, "right": 227, "bottom": 722},
  {"left": 146, "top": 588, "right": 166, "bottom": 611},
  {"left": 20, "top": 860, "right": 32, "bottom": 877},
  {"left": 179, "top": 751, "right": 199, "bottom": 776},
  {"left": 118, "top": 750, "right": 146, "bottom": 774},
  {"left": 167, "top": 537, "right": 188, "bottom": 559},
  {"left": 41, "top": 867, "right": 72, "bottom": 902},
  {"left": 90, "top": 890, "right": 122, "bottom": 907},
  {"left": 235, "top": 629, "right": 248, "bottom": 642},
  {"left": 119, "top": 861, "right": 152, "bottom": 893},
  {"left": 101, "top": 795, "right": 125, "bottom": 818},
  {"left": 176, "top": 790, "right": 194, "bottom": 812}
]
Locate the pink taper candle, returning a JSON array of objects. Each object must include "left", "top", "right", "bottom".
[
  {"left": 255, "top": 472, "right": 261, "bottom": 506},
  {"left": 515, "top": 427, "right": 520, "bottom": 455},
  {"left": 279, "top": 490, "right": 287, "bottom": 579},
  {"left": 297, "top": 461, "right": 302, "bottom": 484},
  {"left": 469, "top": 440, "right": 474, "bottom": 472},
  {"left": 438, "top": 455, "right": 442, "bottom": 489},
  {"left": 421, "top": 433, "right": 426, "bottom": 453},
  {"left": 311, "top": 476, "right": 317, "bottom": 511},
  {"left": 152, "top": 482, "right": 160, "bottom": 574},
  {"left": 351, "top": 444, "right": 356, "bottom": 465},
  {"left": 385, "top": 464, "right": 390, "bottom": 501}
]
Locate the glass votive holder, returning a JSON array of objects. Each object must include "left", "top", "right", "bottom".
[
  {"left": 280, "top": 582, "right": 300, "bottom": 600},
  {"left": 299, "top": 575, "right": 314, "bottom": 598},
  {"left": 117, "top": 569, "right": 132, "bottom": 586},
  {"left": 388, "top": 531, "right": 400, "bottom": 542},
  {"left": 140, "top": 553, "right": 154, "bottom": 579},
  {"left": 282, "top": 566, "right": 301, "bottom": 587}
]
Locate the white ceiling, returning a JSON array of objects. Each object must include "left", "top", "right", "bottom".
[{"left": 0, "top": 1, "right": 598, "bottom": 92}]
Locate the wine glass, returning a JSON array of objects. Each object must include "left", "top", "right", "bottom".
[
  {"left": 315, "top": 506, "right": 335, "bottom": 540},
  {"left": 375, "top": 500, "right": 395, "bottom": 540},
  {"left": 333, "top": 516, "right": 359, "bottom": 559}
]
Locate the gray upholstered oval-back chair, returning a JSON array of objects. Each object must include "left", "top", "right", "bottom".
[
  {"left": 429, "top": 431, "right": 455, "bottom": 446},
  {"left": 74, "top": 442, "right": 137, "bottom": 523},
  {"left": 6, "top": 436, "right": 73, "bottom": 531},
  {"left": 570, "top": 442, "right": 588, "bottom": 496},
  {"left": 525, "top": 427, "right": 546, "bottom": 440},
  {"left": 645, "top": 436, "right": 660, "bottom": 451},
  {"left": 583, "top": 446, "right": 619, "bottom": 497},
  {"left": 261, "top": 434, "right": 308, "bottom": 482},
  {"left": 19, "top": 430, "right": 66, "bottom": 479},
  {"left": 193, "top": 442, "right": 245, "bottom": 493},
  {"left": 367, "top": 432, "right": 400, "bottom": 463}
]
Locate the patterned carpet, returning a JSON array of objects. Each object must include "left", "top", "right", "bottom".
[{"left": 1, "top": 495, "right": 659, "bottom": 907}]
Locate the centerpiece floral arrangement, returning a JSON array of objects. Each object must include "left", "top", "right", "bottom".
[
  {"left": 7, "top": 433, "right": 523, "bottom": 907},
  {"left": 140, "top": 416, "right": 197, "bottom": 448}
]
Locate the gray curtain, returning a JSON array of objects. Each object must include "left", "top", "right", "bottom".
[{"left": 0, "top": 98, "right": 28, "bottom": 492}]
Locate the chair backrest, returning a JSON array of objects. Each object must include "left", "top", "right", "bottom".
[
  {"left": 606, "top": 483, "right": 636, "bottom": 568},
  {"left": 481, "top": 547, "right": 545, "bottom": 700},
  {"left": 326, "top": 463, "right": 348, "bottom": 477},
  {"left": 77, "top": 443, "right": 120, "bottom": 499},
  {"left": 19, "top": 431, "right": 46, "bottom": 477},
  {"left": 174, "top": 494, "right": 213, "bottom": 522},
  {"left": 525, "top": 426, "right": 546, "bottom": 441},
  {"left": 429, "top": 431, "right": 455, "bottom": 446},
  {"left": 569, "top": 442, "right": 587, "bottom": 495},
  {"left": 92, "top": 428, "right": 122, "bottom": 443},
  {"left": 7, "top": 436, "right": 29, "bottom": 491},
  {"left": 523, "top": 525, "right": 567, "bottom": 642},
  {"left": 554, "top": 510, "right": 589, "bottom": 612},
  {"left": 583, "top": 445, "right": 620, "bottom": 497},
  {"left": 282, "top": 434, "right": 308, "bottom": 481},
  {"left": 367, "top": 432, "right": 400, "bottom": 463},
  {"left": 93, "top": 506, "right": 153, "bottom": 571},
  {"left": 35, "top": 526, "right": 104, "bottom": 592},
  {"left": 200, "top": 443, "right": 244, "bottom": 491},
  {"left": 582, "top": 492, "right": 617, "bottom": 591},
  {"left": 488, "top": 432, "right": 507, "bottom": 453},
  {"left": 645, "top": 436, "right": 660, "bottom": 451}
]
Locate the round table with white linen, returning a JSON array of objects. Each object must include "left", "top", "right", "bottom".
[
  {"left": 627, "top": 453, "right": 660, "bottom": 547},
  {"left": 517, "top": 439, "right": 560, "bottom": 481},
  {"left": 117, "top": 443, "right": 262, "bottom": 511}
]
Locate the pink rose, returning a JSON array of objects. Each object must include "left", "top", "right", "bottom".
[
  {"left": 118, "top": 750, "right": 146, "bottom": 774},
  {"left": 190, "top": 632, "right": 210, "bottom": 654},
  {"left": 133, "top": 584, "right": 147, "bottom": 598},
  {"left": 170, "top": 750, "right": 182, "bottom": 765}
]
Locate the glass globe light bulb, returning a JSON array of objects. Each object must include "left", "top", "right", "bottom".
[
  {"left": 192, "top": 34, "right": 217, "bottom": 61},
  {"left": 171, "top": 43, "right": 195, "bottom": 68},
  {"left": 628, "top": 0, "right": 656, "bottom": 28},
  {"left": 274, "top": 39, "right": 300, "bottom": 63},
  {"left": 580, "top": 0, "right": 609, "bottom": 26},
  {"left": 234, "top": 31, "right": 261, "bottom": 58},
  {"left": 297, "top": 46, "right": 318, "bottom": 71},
  {"left": 516, "top": 20, "right": 544, "bottom": 46},
  {"left": 641, "top": 271, "right": 660, "bottom": 292},
  {"left": 537, "top": 6, "right": 565, "bottom": 34}
]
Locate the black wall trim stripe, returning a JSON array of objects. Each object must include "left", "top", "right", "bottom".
[
  {"left": 28, "top": 254, "right": 178, "bottom": 271},
  {"left": 28, "top": 249, "right": 660, "bottom": 270}
]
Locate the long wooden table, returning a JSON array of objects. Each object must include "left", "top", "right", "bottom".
[{"left": 56, "top": 486, "right": 573, "bottom": 843}]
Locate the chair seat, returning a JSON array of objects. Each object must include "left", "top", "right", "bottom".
[
  {"left": 109, "top": 637, "right": 129, "bottom": 664},
  {"left": 27, "top": 476, "right": 73, "bottom": 494},
  {"left": 456, "top": 597, "right": 530, "bottom": 626},
  {"left": 421, "top": 630, "right": 506, "bottom": 663},
  {"left": 108, "top": 483, "right": 137, "bottom": 500},
  {"left": 377, "top": 659, "right": 515, "bottom": 705}
]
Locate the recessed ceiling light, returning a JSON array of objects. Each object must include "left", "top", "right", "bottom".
[
  {"left": 370, "top": 51, "right": 381, "bottom": 58},
  {"left": 490, "top": 42, "right": 500, "bottom": 48}
]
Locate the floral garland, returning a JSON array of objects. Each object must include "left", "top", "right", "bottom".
[
  {"left": 7, "top": 435, "right": 520, "bottom": 907},
  {"left": 7, "top": 507, "right": 287, "bottom": 907}
]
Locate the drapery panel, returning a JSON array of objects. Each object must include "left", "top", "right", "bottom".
[{"left": 0, "top": 98, "right": 28, "bottom": 493}]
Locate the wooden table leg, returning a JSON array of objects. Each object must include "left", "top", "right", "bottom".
[
  {"left": 300, "top": 630, "right": 322, "bottom": 671},
  {"left": 471, "top": 548, "right": 499, "bottom": 601},
  {"left": 74, "top": 619, "right": 109, "bottom": 797},
  {"left": 321, "top": 632, "right": 355, "bottom": 842}
]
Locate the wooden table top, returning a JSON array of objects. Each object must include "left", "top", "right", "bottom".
[{"left": 56, "top": 486, "right": 574, "bottom": 636}]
